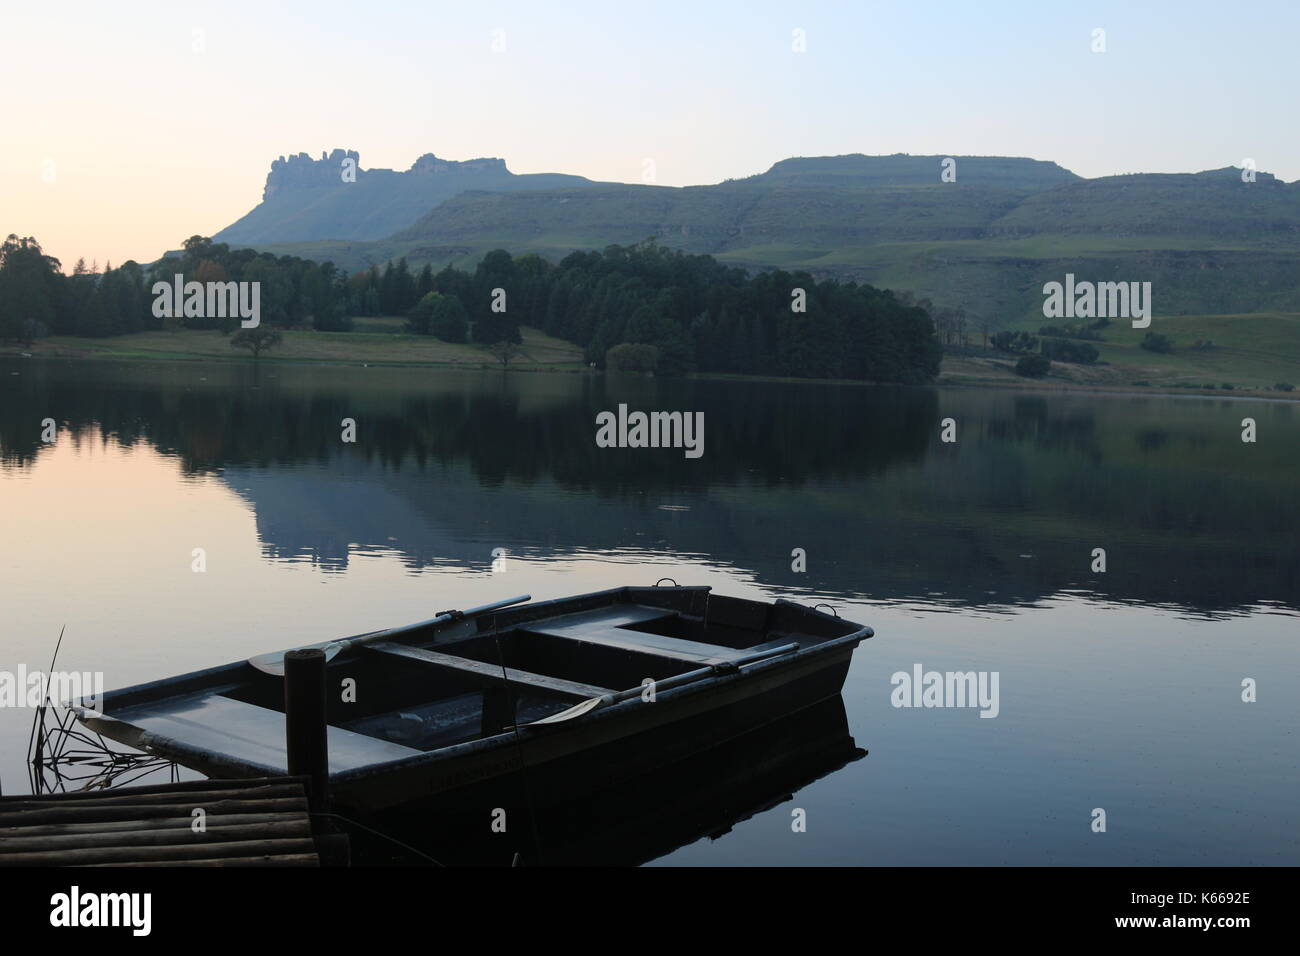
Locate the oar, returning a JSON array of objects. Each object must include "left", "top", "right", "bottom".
[
  {"left": 525, "top": 641, "right": 800, "bottom": 726},
  {"left": 249, "top": 594, "right": 532, "bottom": 676}
]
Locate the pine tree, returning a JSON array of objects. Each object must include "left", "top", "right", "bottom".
[
  {"left": 415, "top": 263, "right": 434, "bottom": 301},
  {"left": 0, "top": 235, "right": 59, "bottom": 342}
]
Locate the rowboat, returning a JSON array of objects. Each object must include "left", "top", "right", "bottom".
[{"left": 72, "top": 586, "right": 872, "bottom": 812}]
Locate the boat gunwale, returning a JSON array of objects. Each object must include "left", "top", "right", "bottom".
[{"left": 72, "top": 589, "right": 872, "bottom": 783}]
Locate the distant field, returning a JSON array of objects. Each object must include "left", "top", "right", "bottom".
[
  {"left": 0, "top": 323, "right": 587, "bottom": 369},
  {"left": 1092, "top": 312, "right": 1300, "bottom": 385},
  {"left": 940, "top": 311, "right": 1300, "bottom": 393}
]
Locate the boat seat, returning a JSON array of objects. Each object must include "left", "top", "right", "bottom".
[
  {"left": 363, "top": 641, "right": 617, "bottom": 699},
  {"left": 114, "top": 692, "right": 422, "bottom": 775},
  {"left": 522, "top": 604, "right": 772, "bottom": 666}
]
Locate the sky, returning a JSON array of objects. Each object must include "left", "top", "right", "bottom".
[{"left": 2, "top": 0, "right": 1296, "bottom": 270}]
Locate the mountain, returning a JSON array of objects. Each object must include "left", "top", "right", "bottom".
[
  {"left": 388, "top": 153, "right": 1079, "bottom": 251},
  {"left": 213, "top": 152, "right": 1300, "bottom": 323},
  {"left": 740, "top": 153, "right": 1079, "bottom": 189},
  {"left": 213, "top": 149, "right": 598, "bottom": 244},
  {"left": 988, "top": 167, "right": 1300, "bottom": 241}
]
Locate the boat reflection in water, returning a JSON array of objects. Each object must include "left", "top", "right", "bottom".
[{"left": 359, "top": 695, "right": 865, "bottom": 866}]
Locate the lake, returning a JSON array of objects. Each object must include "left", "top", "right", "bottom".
[{"left": 2, "top": 357, "right": 1297, "bottom": 865}]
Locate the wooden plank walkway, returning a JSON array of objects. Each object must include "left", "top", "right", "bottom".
[{"left": 0, "top": 776, "right": 322, "bottom": 866}]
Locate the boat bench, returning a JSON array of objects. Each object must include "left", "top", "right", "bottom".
[
  {"left": 519, "top": 604, "right": 787, "bottom": 667},
  {"left": 361, "top": 605, "right": 797, "bottom": 704},
  {"left": 114, "top": 692, "right": 423, "bottom": 774},
  {"left": 363, "top": 641, "right": 616, "bottom": 700}
]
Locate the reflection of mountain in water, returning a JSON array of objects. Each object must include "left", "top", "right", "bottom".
[{"left": 3, "top": 358, "right": 1298, "bottom": 615}]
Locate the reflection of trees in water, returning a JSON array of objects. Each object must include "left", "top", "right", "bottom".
[
  {"left": 0, "top": 365, "right": 937, "bottom": 490},
  {"left": 982, "top": 395, "right": 1101, "bottom": 459},
  {"left": 1136, "top": 428, "right": 1171, "bottom": 452},
  {"left": 3, "top": 361, "right": 1298, "bottom": 615}
]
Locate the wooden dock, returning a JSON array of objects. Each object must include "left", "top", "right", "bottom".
[{"left": 0, "top": 776, "right": 329, "bottom": 867}]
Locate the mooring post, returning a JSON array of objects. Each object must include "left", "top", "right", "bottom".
[{"left": 284, "top": 648, "right": 329, "bottom": 818}]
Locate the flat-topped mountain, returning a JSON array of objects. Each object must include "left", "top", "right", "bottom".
[
  {"left": 214, "top": 149, "right": 597, "bottom": 244},
  {"left": 384, "top": 153, "right": 1087, "bottom": 250},
  {"left": 740, "top": 153, "right": 1079, "bottom": 189}
]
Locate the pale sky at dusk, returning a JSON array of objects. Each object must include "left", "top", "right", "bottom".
[{"left": 3, "top": 0, "right": 1296, "bottom": 270}]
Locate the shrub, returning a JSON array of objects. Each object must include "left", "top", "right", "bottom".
[
  {"left": 1015, "top": 354, "right": 1051, "bottom": 378},
  {"left": 20, "top": 317, "right": 48, "bottom": 347},
  {"left": 406, "top": 293, "right": 436, "bottom": 334},
  {"left": 991, "top": 330, "right": 1038, "bottom": 354},
  {"left": 429, "top": 297, "right": 468, "bottom": 343},
  {"left": 313, "top": 310, "right": 352, "bottom": 332},
  {"left": 1274, "top": 383, "right": 1295, "bottom": 392},
  {"left": 1140, "top": 332, "right": 1174, "bottom": 353},
  {"left": 407, "top": 292, "right": 468, "bottom": 342},
  {"left": 606, "top": 342, "right": 660, "bottom": 373}
]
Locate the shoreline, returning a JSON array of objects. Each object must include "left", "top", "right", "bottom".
[
  {"left": 4, "top": 340, "right": 1296, "bottom": 403},
  {"left": 932, "top": 374, "right": 1300, "bottom": 403}
]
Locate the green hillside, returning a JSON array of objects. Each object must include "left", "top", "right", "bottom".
[
  {"left": 216, "top": 152, "right": 1300, "bottom": 340},
  {"left": 940, "top": 312, "right": 1300, "bottom": 391},
  {"left": 988, "top": 169, "right": 1300, "bottom": 242}
]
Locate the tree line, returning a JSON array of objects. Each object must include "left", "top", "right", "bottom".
[
  {"left": 401, "top": 240, "right": 941, "bottom": 383},
  {"left": 2, "top": 234, "right": 941, "bottom": 384},
  {"left": 0, "top": 234, "right": 351, "bottom": 343}
]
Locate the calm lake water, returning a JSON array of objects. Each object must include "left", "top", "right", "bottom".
[{"left": 2, "top": 357, "right": 1297, "bottom": 865}]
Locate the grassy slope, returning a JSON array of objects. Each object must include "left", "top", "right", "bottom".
[
  {"left": 258, "top": 230, "right": 1300, "bottom": 333},
  {"left": 0, "top": 323, "right": 586, "bottom": 369},
  {"left": 940, "top": 312, "right": 1300, "bottom": 392},
  {"left": 1092, "top": 312, "right": 1300, "bottom": 385}
]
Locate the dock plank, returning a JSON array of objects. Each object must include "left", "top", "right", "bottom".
[{"left": 0, "top": 776, "right": 326, "bottom": 867}]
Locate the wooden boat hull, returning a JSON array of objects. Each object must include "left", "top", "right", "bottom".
[{"left": 74, "top": 587, "right": 872, "bottom": 813}]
